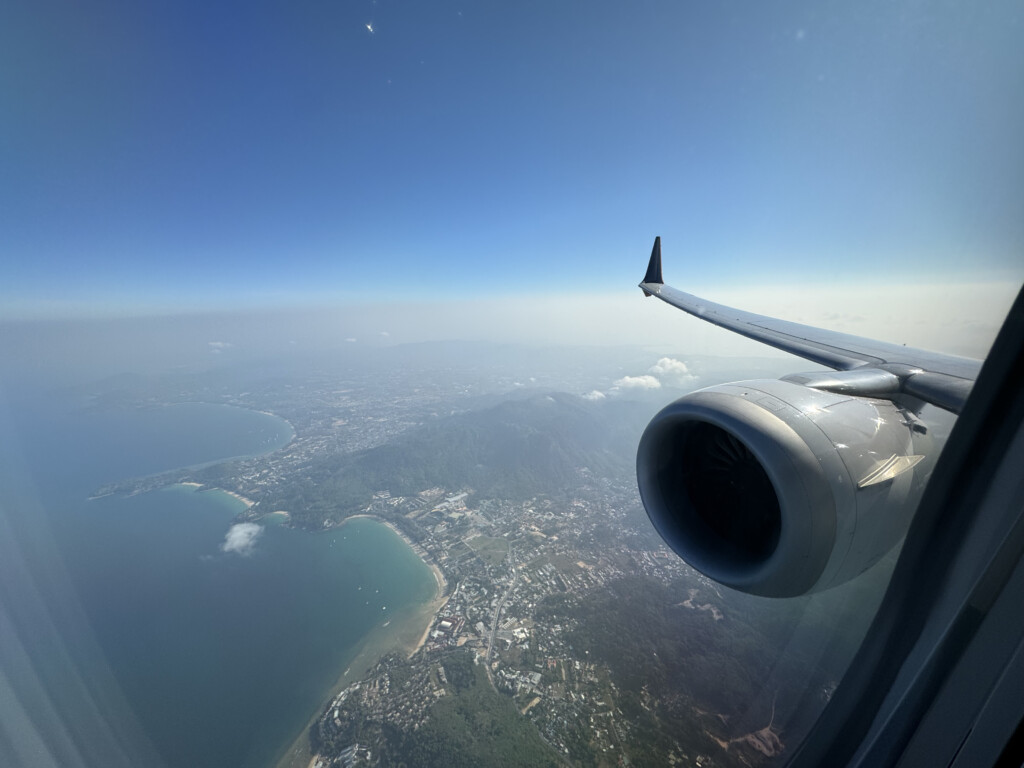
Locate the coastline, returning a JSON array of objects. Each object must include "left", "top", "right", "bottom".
[
  {"left": 91, "top": 403, "right": 296, "bottom": 499},
  {"left": 346, "top": 514, "right": 449, "bottom": 597},
  {"left": 211, "top": 488, "right": 256, "bottom": 508},
  {"left": 171, "top": 482, "right": 256, "bottom": 510},
  {"left": 272, "top": 515, "right": 449, "bottom": 768},
  {"left": 176, "top": 401, "right": 297, "bottom": 448}
]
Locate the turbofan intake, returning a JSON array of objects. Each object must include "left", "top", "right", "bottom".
[{"left": 636, "top": 379, "right": 936, "bottom": 597}]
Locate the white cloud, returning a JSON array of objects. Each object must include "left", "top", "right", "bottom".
[
  {"left": 345, "top": 337, "right": 357, "bottom": 343},
  {"left": 220, "top": 523, "right": 263, "bottom": 556},
  {"left": 648, "top": 357, "right": 697, "bottom": 387},
  {"left": 598, "top": 358, "right": 694, "bottom": 399},
  {"left": 613, "top": 374, "right": 662, "bottom": 390},
  {"left": 208, "top": 340, "right": 232, "bottom": 354}
]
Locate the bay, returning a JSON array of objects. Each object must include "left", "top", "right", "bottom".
[{"left": 2, "top": 395, "right": 435, "bottom": 767}]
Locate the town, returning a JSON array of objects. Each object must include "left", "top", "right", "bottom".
[{"left": 307, "top": 482, "right": 734, "bottom": 768}]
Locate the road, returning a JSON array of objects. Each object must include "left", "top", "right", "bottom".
[{"left": 484, "top": 548, "right": 518, "bottom": 686}]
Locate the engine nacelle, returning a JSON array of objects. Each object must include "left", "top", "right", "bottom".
[{"left": 636, "top": 379, "right": 937, "bottom": 597}]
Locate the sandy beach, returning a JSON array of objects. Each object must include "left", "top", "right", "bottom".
[
  {"left": 221, "top": 489, "right": 255, "bottom": 507},
  {"left": 406, "top": 592, "right": 450, "bottom": 659},
  {"left": 272, "top": 514, "right": 449, "bottom": 768},
  {"left": 169, "top": 483, "right": 260, "bottom": 512},
  {"left": 369, "top": 517, "right": 449, "bottom": 593},
  {"left": 177, "top": 481, "right": 256, "bottom": 509}
]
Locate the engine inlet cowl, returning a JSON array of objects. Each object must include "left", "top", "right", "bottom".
[{"left": 637, "top": 380, "right": 930, "bottom": 597}]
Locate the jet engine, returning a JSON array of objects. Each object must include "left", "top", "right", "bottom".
[{"left": 636, "top": 379, "right": 938, "bottom": 597}]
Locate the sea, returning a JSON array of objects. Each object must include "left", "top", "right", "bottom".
[{"left": 0, "top": 393, "right": 435, "bottom": 768}]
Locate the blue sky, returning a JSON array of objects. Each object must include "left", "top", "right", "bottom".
[{"left": 3, "top": 1, "right": 1022, "bottom": 317}]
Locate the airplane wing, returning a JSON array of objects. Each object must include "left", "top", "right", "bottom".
[{"left": 639, "top": 237, "right": 981, "bottom": 414}]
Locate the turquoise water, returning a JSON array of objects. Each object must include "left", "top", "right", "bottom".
[{"left": 2, "top": 396, "right": 434, "bottom": 767}]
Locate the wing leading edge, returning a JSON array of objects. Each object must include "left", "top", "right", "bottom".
[{"left": 640, "top": 237, "right": 981, "bottom": 414}]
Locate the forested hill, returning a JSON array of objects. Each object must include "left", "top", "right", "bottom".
[{"left": 265, "top": 392, "right": 651, "bottom": 528}]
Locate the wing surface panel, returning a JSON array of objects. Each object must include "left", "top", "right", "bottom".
[{"left": 640, "top": 237, "right": 982, "bottom": 412}]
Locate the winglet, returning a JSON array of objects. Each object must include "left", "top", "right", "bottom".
[{"left": 640, "top": 236, "right": 663, "bottom": 296}]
